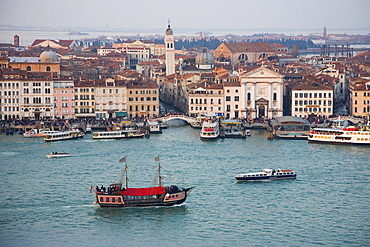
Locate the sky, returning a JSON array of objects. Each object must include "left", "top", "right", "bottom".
[{"left": 1, "top": 0, "right": 369, "bottom": 35}]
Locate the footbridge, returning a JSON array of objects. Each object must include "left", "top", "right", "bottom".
[{"left": 157, "top": 114, "right": 200, "bottom": 127}]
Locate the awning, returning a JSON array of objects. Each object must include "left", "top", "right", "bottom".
[
  {"left": 115, "top": 112, "right": 128, "bottom": 117},
  {"left": 121, "top": 186, "right": 165, "bottom": 196}
]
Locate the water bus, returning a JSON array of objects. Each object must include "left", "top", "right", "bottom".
[
  {"left": 93, "top": 157, "right": 194, "bottom": 207},
  {"left": 235, "top": 169, "right": 297, "bottom": 181},
  {"left": 200, "top": 114, "right": 220, "bottom": 139},
  {"left": 24, "top": 129, "right": 59, "bottom": 138},
  {"left": 308, "top": 125, "right": 370, "bottom": 145},
  {"left": 44, "top": 130, "right": 84, "bottom": 142},
  {"left": 92, "top": 129, "right": 144, "bottom": 139}
]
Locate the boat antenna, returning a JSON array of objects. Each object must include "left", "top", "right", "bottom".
[
  {"left": 155, "top": 156, "right": 162, "bottom": 187},
  {"left": 119, "top": 157, "right": 128, "bottom": 188}
]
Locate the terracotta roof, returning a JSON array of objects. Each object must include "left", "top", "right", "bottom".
[
  {"left": 292, "top": 81, "right": 333, "bottom": 90},
  {"left": 223, "top": 42, "right": 275, "bottom": 53}
]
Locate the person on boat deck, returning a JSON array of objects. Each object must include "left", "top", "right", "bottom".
[{"left": 96, "top": 186, "right": 100, "bottom": 192}]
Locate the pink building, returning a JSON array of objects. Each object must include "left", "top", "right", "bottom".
[{"left": 54, "top": 79, "right": 75, "bottom": 119}]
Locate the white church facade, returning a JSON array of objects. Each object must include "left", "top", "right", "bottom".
[{"left": 240, "top": 66, "right": 284, "bottom": 119}]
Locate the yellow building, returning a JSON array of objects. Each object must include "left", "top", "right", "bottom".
[{"left": 349, "top": 78, "right": 370, "bottom": 119}]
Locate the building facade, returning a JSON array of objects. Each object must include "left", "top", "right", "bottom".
[{"left": 240, "top": 66, "right": 284, "bottom": 119}]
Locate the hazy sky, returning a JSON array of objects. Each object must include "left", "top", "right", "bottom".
[{"left": 1, "top": 0, "right": 369, "bottom": 35}]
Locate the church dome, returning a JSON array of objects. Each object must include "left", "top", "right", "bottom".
[
  {"left": 195, "top": 46, "right": 214, "bottom": 70},
  {"left": 40, "top": 49, "right": 58, "bottom": 63},
  {"left": 166, "top": 25, "right": 173, "bottom": 35}
]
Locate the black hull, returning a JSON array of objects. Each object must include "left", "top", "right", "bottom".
[{"left": 96, "top": 187, "right": 194, "bottom": 208}]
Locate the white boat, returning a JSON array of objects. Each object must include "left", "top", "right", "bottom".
[
  {"left": 200, "top": 114, "right": 220, "bottom": 139},
  {"left": 308, "top": 125, "right": 370, "bottom": 145},
  {"left": 23, "top": 129, "right": 59, "bottom": 138},
  {"left": 85, "top": 126, "right": 92, "bottom": 133},
  {"left": 146, "top": 120, "right": 162, "bottom": 134},
  {"left": 46, "top": 152, "right": 71, "bottom": 158},
  {"left": 235, "top": 169, "right": 297, "bottom": 181},
  {"left": 220, "top": 120, "right": 250, "bottom": 138},
  {"left": 92, "top": 129, "right": 144, "bottom": 139},
  {"left": 44, "top": 130, "right": 84, "bottom": 142}
]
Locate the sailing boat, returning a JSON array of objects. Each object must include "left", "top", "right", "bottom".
[{"left": 94, "top": 156, "right": 194, "bottom": 207}]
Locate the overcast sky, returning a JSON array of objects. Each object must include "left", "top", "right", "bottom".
[{"left": 1, "top": 0, "right": 369, "bottom": 35}]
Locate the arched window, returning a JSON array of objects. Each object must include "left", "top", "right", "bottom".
[
  {"left": 106, "top": 197, "right": 109, "bottom": 202},
  {"left": 46, "top": 66, "right": 51, "bottom": 71},
  {"left": 273, "top": 92, "right": 277, "bottom": 101},
  {"left": 247, "top": 93, "right": 251, "bottom": 101},
  {"left": 238, "top": 54, "right": 248, "bottom": 61},
  {"left": 100, "top": 197, "right": 103, "bottom": 202},
  {"left": 26, "top": 66, "right": 31, "bottom": 71}
]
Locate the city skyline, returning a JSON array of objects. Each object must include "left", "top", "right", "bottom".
[{"left": 1, "top": 0, "right": 369, "bottom": 36}]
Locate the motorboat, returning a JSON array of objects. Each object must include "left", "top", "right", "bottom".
[
  {"left": 308, "top": 125, "right": 370, "bottom": 145},
  {"left": 46, "top": 152, "right": 72, "bottom": 158},
  {"left": 235, "top": 169, "right": 297, "bottom": 181},
  {"left": 93, "top": 157, "right": 194, "bottom": 207}
]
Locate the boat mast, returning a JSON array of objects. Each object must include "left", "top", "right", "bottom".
[
  {"left": 155, "top": 156, "right": 162, "bottom": 187},
  {"left": 119, "top": 157, "right": 128, "bottom": 189}
]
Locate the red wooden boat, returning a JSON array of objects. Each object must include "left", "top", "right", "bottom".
[{"left": 93, "top": 157, "right": 194, "bottom": 207}]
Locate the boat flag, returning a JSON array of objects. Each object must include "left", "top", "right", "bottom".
[
  {"left": 119, "top": 157, "right": 126, "bottom": 163},
  {"left": 154, "top": 156, "right": 160, "bottom": 162}
]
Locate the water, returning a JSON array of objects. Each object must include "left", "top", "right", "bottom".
[{"left": 1, "top": 122, "right": 369, "bottom": 246}]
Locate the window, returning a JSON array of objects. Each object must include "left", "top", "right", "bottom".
[
  {"left": 26, "top": 66, "right": 31, "bottom": 71},
  {"left": 273, "top": 93, "right": 277, "bottom": 101},
  {"left": 46, "top": 66, "right": 51, "bottom": 71},
  {"left": 226, "top": 96, "right": 231, "bottom": 102},
  {"left": 234, "top": 96, "right": 239, "bottom": 101}
]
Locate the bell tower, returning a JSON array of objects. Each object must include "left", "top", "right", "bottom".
[{"left": 165, "top": 20, "right": 175, "bottom": 76}]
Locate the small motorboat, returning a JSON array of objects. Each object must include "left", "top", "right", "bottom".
[
  {"left": 46, "top": 152, "right": 72, "bottom": 158},
  {"left": 235, "top": 169, "right": 297, "bottom": 181}
]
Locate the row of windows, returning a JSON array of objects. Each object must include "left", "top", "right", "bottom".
[
  {"left": 0, "top": 83, "right": 20, "bottom": 88},
  {"left": 190, "top": 106, "right": 222, "bottom": 111},
  {"left": 76, "top": 88, "right": 93, "bottom": 93},
  {"left": 128, "top": 97, "right": 157, "bottom": 102},
  {"left": 190, "top": 98, "right": 223, "bottom": 104},
  {"left": 354, "top": 92, "right": 370, "bottom": 97},
  {"left": 294, "top": 100, "right": 332, "bottom": 106},
  {"left": 2, "top": 91, "right": 19, "bottom": 96},
  {"left": 23, "top": 88, "right": 51, "bottom": 94},
  {"left": 129, "top": 90, "right": 157, "bottom": 95},
  {"left": 26, "top": 66, "right": 52, "bottom": 72},
  {"left": 128, "top": 105, "right": 156, "bottom": 111},
  {"left": 354, "top": 107, "right": 370, "bottom": 113},
  {"left": 1, "top": 107, "right": 20, "bottom": 112},
  {"left": 294, "top": 107, "right": 332, "bottom": 113},
  {"left": 354, "top": 100, "right": 370, "bottom": 105},
  {"left": 295, "top": 92, "right": 332, "bottom": 98},
  {"left": 3, "top": 99, "right": 19, "bottom": 103},
  {"left": 23, "top": 97, "right": 51, "bottom": 104}
]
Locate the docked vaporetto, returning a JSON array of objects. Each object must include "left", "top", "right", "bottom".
[
  {"left": 44, "top": 129, "right": 84, "bottom": 141},
  {"left": 92, "top": 129, "right": 144, "bottom": 139},
  {"left": 200, "top": 114, "right": 220, "bottom": 139},
  {"left": 308, "top": 125, "right": 370, "bottom": 144},
  {"left": 235, "top": 169, "right": 297, "bottom": 181}
]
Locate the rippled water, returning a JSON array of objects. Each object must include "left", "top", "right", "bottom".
[{"left": 1, "top": 122, "right": 369, "bottom": 246}]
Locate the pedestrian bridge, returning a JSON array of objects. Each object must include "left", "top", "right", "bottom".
[{"left": 157, "top": 114, "right": 199, "bottom": 126}]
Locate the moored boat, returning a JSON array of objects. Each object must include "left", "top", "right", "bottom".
[
  {"left": 92, "top": 129, "right": 144, "bottom": 139},
  {"left": 308, "top": 124, "right": 370, "bottom": 145},
  {"left": 46, "top": 152, "right": 72, "bottom": 158},
  {"left": 24, "top": 129, "right": 59, "bottom": 138},
  {"left": 200, "top": 114, "right": 220, "bottom": 139},
  {"left": 235, "top": 169, "right": 297, "bottom": 181},
  {"left": 93, "top": 157, "right": 194, "bottom": 207},
  {"left": 44, "top": 129, "right": 84, "bottom": 142},
  {"left": 220, "top": 120, "right": 250, "bottom": 138}
]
